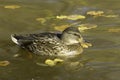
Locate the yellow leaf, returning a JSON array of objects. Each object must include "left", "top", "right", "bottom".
[
  {"left": 0, "top": 61, "right": 10, "bottom": 66},
  {"left": 4, "top": 5, "right": 21, "bottom": 9},
  {"left": 54, "top": 58, "right": 64, "bottom": 63},
  {"left": 45, "top": 59, "right": 55, "bottom": 67},
  {"left": 81, "top": 42, "right": 92, "bottom": 48},
  {"left": 56, "top": 15, "right": 86, "bottom": 20},
  {"left": 54, "top": 25, "right": 69, "bottom": 31},
  {"left": 87, "top": 11, "right": 104, "bottom": 16},
  {"left": 78, "top": 23, "right": 97, "bottom": 31},
  {"left": 56, "top": 15, "right": 67, "bottom": 19},
  {"left": 66, "top": 15, "right": 86, "bottom": 20}
]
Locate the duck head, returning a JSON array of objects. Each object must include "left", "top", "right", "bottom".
[{"left": 61, "top": 27, "right": 84, "bottom": 45}]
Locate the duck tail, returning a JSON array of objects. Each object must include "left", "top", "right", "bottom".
[
  {"left": 11, "top": 34, "right": 33, "bottom": 47},
  {"left": 11, "top": 34, "right": 20, "bottom": 45}
]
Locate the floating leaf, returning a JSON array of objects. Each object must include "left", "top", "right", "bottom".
[
  {"left": 54, "top": 23, "right": 97, "bottom": 32},
  {"left": 0, "top": 60, "right": 10, "bottom": 66},
  {"left": 78, "top": 23, "right": 97, "bottom": 31},
  {"left": 66, "top": 15, "right": 86, "bottom": 20},
  {"left": 81, "top": 42, "right": 92, "bottom": 48},
  {"left": 56, "top": 15, "right": 67, "bottom": 19},
  {"left": 103, "top": 14, "right": 119, "bottom": 18},
  {"left": 54, "top": 25, "right": 69, "bottom": 31},
  {"left": 87, "top": 10, "right": 119, "bottom": 18},
  {"left": 87, "top": 11, "right": 104, "bottom": 17},
  {"left": 54, "top": 58, "right": 64, "bottom": 63},
  {"left": 36, "top": 18, "right": 46, "bottom": 24},
  {"left": 45, "top": 58, "right": 64, "bottom": 67},
  {"left": 4, "top": 5, "right": 21, "bottom": 9},
  {"left": 56, "top": 15, "right": 86, "bottom": 20},
  {"left": 45, "top": 59, "right": 55, "bottom": 67},
  {"left": 108, "top": 28, "right": 120, "bottom": 32}
]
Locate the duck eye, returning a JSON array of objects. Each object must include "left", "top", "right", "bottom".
[{"left": 73, "top": 33, "right": 80, "bottom": 37}]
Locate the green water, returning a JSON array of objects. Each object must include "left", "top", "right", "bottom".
[{"left": 0, "top": 0, "right": 120, "bottom": 80}]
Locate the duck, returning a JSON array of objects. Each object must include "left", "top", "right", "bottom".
[{"left": 11, "top": 26, "right": 91, "bottom": 57}]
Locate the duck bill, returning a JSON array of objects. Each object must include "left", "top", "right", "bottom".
[{"left": 79, "top": 38, "right": 92, "bottom": 48}]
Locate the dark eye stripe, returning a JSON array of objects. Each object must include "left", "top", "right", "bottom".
[
  {"left": 67, "top": 31, "right": 81, "bottom": 38},
  {"left": 73, "top": 33, "right": 80, "bottom": 37}
]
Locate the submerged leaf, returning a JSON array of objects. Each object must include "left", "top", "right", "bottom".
[
  {"left": 4, "top": 5, "right": 21, "bottom": 9},
  {"left": 36, "top": 62, "right": 48, "bottom": 66},
  {"left": 0, "top": 61, "right": 10, "bottom": 66},
  {"left": 13, "top": 53, "right": 21, "bottom": 57},
  {"left": 69, "top": 61, "right": 83, "bottom": 67},
  {"left": 108, "top": 28, "right": 120, "bottom": 32},
  {"left": 36, "top": 18, "right": 46, "bottom": 24},
  {"left": 103, "top": 15, "right": 119, "bottom": 18}
]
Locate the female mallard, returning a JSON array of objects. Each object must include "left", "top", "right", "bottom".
[{"left": 11, "top": 27, "right": 90, "bottom": 57}]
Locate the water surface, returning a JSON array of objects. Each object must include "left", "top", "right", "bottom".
[{"left": 0, "top": 0, "right": 120, "bottom": 80}]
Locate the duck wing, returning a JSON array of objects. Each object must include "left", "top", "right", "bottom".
[
  {"left": 11, "top": 32, "right": 61, "bottom": 46},
  {"left": 11, "top": 32, "right": 67, "bottom": 55}
]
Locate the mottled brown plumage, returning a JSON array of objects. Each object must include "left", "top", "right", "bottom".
[{"left": 11, "top": 27, "right": 85, "bottom": 57}]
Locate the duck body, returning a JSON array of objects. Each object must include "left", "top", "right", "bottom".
[{"left": 11, "top": 27, "right": 84, "bottom": 57}]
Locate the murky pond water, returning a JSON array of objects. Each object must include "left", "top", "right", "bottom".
[{"left": 0, "top": 0, "right": 120, "bottom": 80}]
